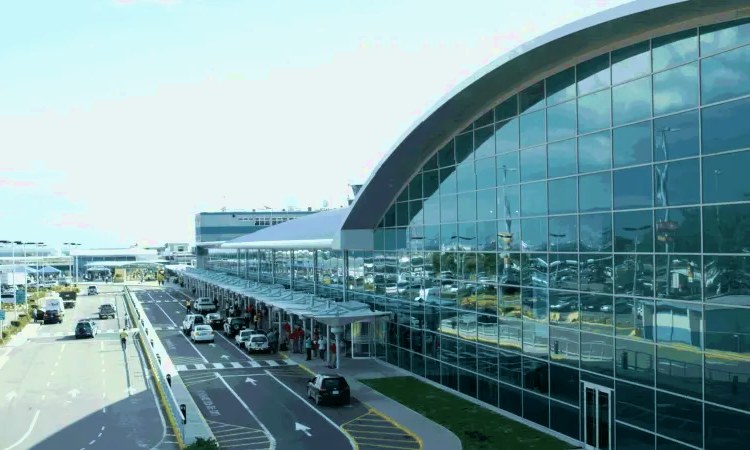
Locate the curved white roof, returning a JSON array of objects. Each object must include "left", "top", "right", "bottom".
[{"left": 71, "top": 248, "right": 158, "bottom": 257}]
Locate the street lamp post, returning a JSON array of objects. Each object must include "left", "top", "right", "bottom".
[{"left": 623, "top": 225, "right": 652, "bottom": 297}]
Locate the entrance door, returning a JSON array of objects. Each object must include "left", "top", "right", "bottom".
[
  {"left": 351, "top": 321, "right": 371, "bottom": 358},
  {"left": 582, "top": 382, "right": 612, "bottom": 450}
]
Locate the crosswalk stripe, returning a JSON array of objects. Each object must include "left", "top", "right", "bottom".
[
  {"left": 266, "top": 360, "right": 279, "bottom": 367},
  {"left": 176, "top": 365, "right": 188, "bottom": 371},
  {"left": 213, "top": 363, "right": 225, "bottom": 369},
  {"left": 154, "top": 327, "right": 163, "bottom": 331},
  {"left": 282, "top": 359, "right": 296, "bottom": 365},
  {"left": 195, "top": 364, "right": 206, "bottom": 370},
  {"left": 248, "top": 361, "right": 261, "bottom": 368},
  {"left": 231, "top": 362, "right": 243, "bottom": 368}
]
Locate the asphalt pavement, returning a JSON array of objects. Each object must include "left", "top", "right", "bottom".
[{"left": 0, "top": 285, "right": 175, "bottom": 450}]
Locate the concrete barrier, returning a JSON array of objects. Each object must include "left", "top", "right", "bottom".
[{"left": 122, "top": 287, "right": 215, "bottom": 446}]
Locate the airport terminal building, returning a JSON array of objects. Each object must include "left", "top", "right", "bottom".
[{"left": 186, "top": 2, "right": 750, "bottom": 448}]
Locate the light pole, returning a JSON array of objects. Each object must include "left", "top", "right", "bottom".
[
  {"left": 623, "top": 225, "right": 651, "bottom": 297},
  {"left": 655, "top": 127, "right": 679, "bottom": 296},
  {"left": 22, "top": 242, "right": 33, "bottom": 294},
  {"left": 35, "top": 243, "right": 45, "bottom": 287},
  {"left": 0, "top": 241, "right": 9, "bottom": 289}
]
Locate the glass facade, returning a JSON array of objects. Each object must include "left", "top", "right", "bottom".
[
  {"left": 371, "top": 17, "right": 750, "bottom": 450},
  {"left": 200, "top": 16, "right": 750, "bottom": 450}
]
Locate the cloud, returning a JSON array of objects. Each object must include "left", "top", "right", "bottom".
[{"left": 0, "top": 179, "right": 37, "bottom": 188}]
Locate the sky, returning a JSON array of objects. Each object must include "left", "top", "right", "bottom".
[{"left": 0, "top": 0, "right": 633, "bottom": 250}]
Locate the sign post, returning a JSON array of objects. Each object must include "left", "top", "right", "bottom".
[{"left": 0, "top": 309, "right": 5, "bottom": 343}]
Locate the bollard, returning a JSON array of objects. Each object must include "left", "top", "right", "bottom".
[
  {"left": 166, "top": 373, "right": 171, "bottom": 387},
  {"left": 146, "top": 328, "right": 149, "bottom": 336},
  {"left": 179, "top": 404, "right": 187, "bottom": 424},
  {"left": 150, "top": 338, "right": 154, "bottom": 347},
  {"left": 157, "top": 353, "right": 161, "bottom": 364}
]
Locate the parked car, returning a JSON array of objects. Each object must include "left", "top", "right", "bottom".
[
  {"left": 98, "top": 303, "right": 116, "bottom": 319},
  {"left": 223, "top": 318, "right": 246, "bottom": 337},
  {"left": 182, "top": 314, "right": 206, "bottom": 335},
  {"left": 191, "top": 325, "right": 214, "bottom": 343},
  {"left": 206, "top": 313, "right": 223, "bottom": 329},
  {"left": 234, "top": 329, "right": 255, "bottom": 347},
  {"left": 193, "top": 297, "right": 217, "bottom": 314},
  {"left": 307, "top": 373, "right": 351, "bottom": 405},
  {"left": 75, "top": 320, "right": 98, "bottom": 339},
  {"left": 87, "top": 286, "right": 98, "bottom": 296},
  {"left": 245, "top": 334, "right": 270, "bottom": 354}
]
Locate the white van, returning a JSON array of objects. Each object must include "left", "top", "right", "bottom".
[{"left": 41, "top": 295, "right": 65, "bottom": 324}]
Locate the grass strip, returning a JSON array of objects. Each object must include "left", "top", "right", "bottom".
[{"left": 360, "top": 376, "right": 578, "bottom": 450}]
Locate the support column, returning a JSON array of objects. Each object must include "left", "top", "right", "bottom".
[
  {"left": 326, "top": 325, "right": 331, "bottom": 366},
  {"left": 312, "top": 250, "right": 318, "bottom": 296},
  {"left": 271, "top": 250, "right": 276, "bottom": 285},
  {"left": 290, "top": 250, "right": 295, "bottom": 291},
  {"left": 332, "top": 326, "right": 344, "bottom": 370},
  {"left": 237, "top": 249, "right": 241, "bottom": 279},
  {"left": 342, "top": 250, "right": 349, "bottom": 303}
]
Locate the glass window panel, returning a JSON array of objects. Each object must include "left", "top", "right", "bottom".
[
  {"left": 612, "top": 41, "right": 651, "bottom": 85},
  {"left": 409, "top": 173, "right": 423, "bottom": 200},
  {"left": 579, "top": 172, "right": 612, "bottom": 213},
  {"left": 616, "top": 380, "right": 654, "bottom": 431},
  {"left": 580, "top": 294, "right": 614, "bottom": 334},
  {"left": 441, "top": 362, "right": 458, "bottom": 390},
  {"left": 523, "top": 323, "right": 549, "bottom": 361},
  {"left": 577, "top": 53, "right": 610, "bottom": 95},
  {"left": 578, "top": 131, "right": 611, "bottom": 173},
  {"left": 519, "top": 81, "right": 545, "bottom": 114},
  {"left": 615, "top": 253, "right": 654, "bottom": 297},
  {"left": 653, "top": 110, "right": 699, "bottom": 161},
  {"left": 655, "top": 301, "right": 703, "bottom": 349},
  {"left": 704, "top": 255, "right": 750, "bottom": 306},
  {"left": 614, "top": 210, "right": 654, "bottom": 252},
  {"left": 477, "top": 220, "right": 497, "bottom": 251},
  {"left": 656, "top": 344, "right": 703, "bottom": 399},
  {"left": 474, "top": 125, "right": 495, "bottom": 159},
  {"left": 520, "top": 110, "right": 545, "bottom": 148},
  {"left": 458, "top": 341, "right": 478, "bottom": 373},
  {"left": 384, "top": 205, "right": 396, "bottom": 227},
  {"left": 700, "top": 17, "right": 750, "bottom": 56},
  {"left": 440, "top": 194, "right": 457, "bottom": 223},
  {"left": 498, "top": 220, "right": 521, "bottom": 251},
  {"left": 580, "top": 332, "right": 614, "bottom": 376},
  {"left": 439, "top": 167, "right": 457, "bottom": 195},
  {"left": 423, "top": 196, "right": 440, "bottom": 225},
  {"left": 498, "top": 349, "right": 522, "bottom": 386},
  {"left": 703, "top": 204, "right": 750, "bottom": 254},
  {"left": 495, "top": 118, "right": 519, "bottom": 153},
  {"left": 702, "top": 44, "right": 750, "bottom": 105},
  {"left": 474, "top": 110, "right": 494, "bottom": 129},
  {"left": 613, "top": 76, "right": 652, "bottom": 126},
  {"left": 523, "top": 391, "right": 550, "bottom": 428},
  {"left": 477, "top": 375, "right": 499, "bottom": 408},
  {"left": 455, "top": 133, "right": 474, "bottom": 164},
  {"left": 547, "top": 99, "right": 577, "bottom": 142},
  {"left": 523, "top": 357, "right": 549, "bottom": 393},
  {"left": 548, "top": 138, "right": 577, "bottom": 178},
  {"left": 397, "top": 188, "right": 408, "bottom": 203},
  {"left": 654, "top": 254, "right": 702, "bottom": 301},
  {"left": 653, "top": 61, "right": 699, "bottom": 116},
  {"left": 549, "top": 216, "right": 578, "bottom": 252},
  {"left": 579, "top": 213, "right": 612, "bottom": 252},
  {"left": 704, "top": 403, "right": 750, "bottom": 449},
  {"left": 549, "top": 363, "right": 578, "bottom": 405},
  {"left": 703, "top": 150, "right": 750, "bottom": 203},
  {"left": 456, "top": 163, "right": 475, "bottom": 193},
  {"left": 520, "top": 145, "right": 547, "bottom": 182},
  {"left": 617, "top": 423, "right": 655, "bottom": 450},
  {"left": 548, "top": 177, "right": 577, "bottom": 215},
  {"left": 496, "top": 152, "right": 519, "bottom": 185},
  {"left": 457, "top": 192, "right": 476, "bottom": 223},
  {"left": 476, "top": 189, "right": 496, "bottom": 222},
  {"left": 578, "top": 90, "right": 612, "bottom": 134},
  {"left": 705, "top": 304, "right": 750, "bottom": 412},
  {"left": 441, "top": 224, "right": 458, "bottom": 250},
  {"left": 550, "top": 400, "right": 579, "bottom": 441},
  {"left": 495, "top": 95, "right": 518, "bottom": 122},
  {"left": 546, "top": 67, "right": 576, "bottom": 105},
  {"left": 521, "top": 218, "right": 548, "bottom": 252},
  {"left": 616, "top": 337, "right": 655, "bottom": 386},
  {"left": 475, "top": 156, "right": 495, "bottom": 190},
  {"left": 549, "top": 290, "right": 580, "bottom": 329},
  {"left": 497, "top": 185, "right": 520, "bottom": 220},
  {"left": 652, "top": 29, "right": 698, "bottom": 72},
  {"left": 615, "top": 298, "right": 656, "bottom": 342},
  {"left": 654, "top": 159, "right": 700, "bottom": 208},
  {"left": 423, "top": 153, "right": 438, "bottom": 171},
  {"left": 423, "top": 170, "right": 439, "bottom": 199},
  {"left": 579, "top": 254, "right": 614, "bottom": 294},
  {"left": 396, "top": 202, "right": 409, "bottom": 227},
  {"left": 613, "top": 166, "right": 653, "bottom": 210},
  {"left": 476, "top": 344, "right": 498, "bottom": 379},
  {"left": 521, "top": 181, "right": 547, "bottom": 217},
  {"left": 702, "top": 97, "right": 750, "bottom": 155},
  {"left": 613, "top": 121, "right": 652, "bottom": 168},
  {"left": 438, "top": 141, "right": 454, "bottom": 167}
]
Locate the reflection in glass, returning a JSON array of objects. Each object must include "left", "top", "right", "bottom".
[
  {"left": 614, "top": 210, "right": 654, "bottom": 253},
  {"left": 548, "top": 139, "right": 577, "bottom": 178},
  {"left": 521, "top": 218, "right": 547, "bottom": 251},
  {"left": 702, "top": 150, "right": 750, "bottom": 203},
  {"left": 521, "top": 182, "right": 547, "bottom": 217},
  {"left": 546, "top": 67, "right": 576, "bottom": 106},
  {"left": 656, "top": 344, "right": 703, "bottom": 399},
  {"left": 547, "top": 100, "right": 576, "bottom": 142},
  {"left": 474, "top": 125, "right": 495, "bottom": 159},
  {"left": 523, "top": 391, "right": 550, "bottom": 428},
  {"left": 476, "top": 156, "right": 495, "bottom": 190},
  {"left": 614, "top": 253, "right": 654, "bottom": 297},
  {"left": 477, "top": 220, "right": 497, "bottom": 251},
  {"left": 520, "top": 145, "right": 546, "bottom": 182},
  {"left": 579, "top": 213, "right": 612, "bottom": 252},
  {"left": 578, "top": 90, "right": 611, "bottom": 134},
  {"left": 579, "top": 255, "right": 613, "bottom": 294},
  {"left": 523, "top": 323, "right": 549, "bottom": 360},
  {"left": 580, "top": 294, "right": 613, "bottom": 334},
  {"left": 577, "top": 54, "right": 610, "bottom": 95},
  {"left": 616, "top": 381, "right": 654, "bottom": 430},
  {"left": 613, "top": 121, "right": 652, "bottom": 168},
  {"left": 549, "top": 363, "right": 579, "bottom": 406},
  {"left": 519, "top": 81, "right": 545, "bottom": 114},
  {"left": 438, "top": 141, "right": 455, "bottom": 167},
  {"left": 495, "top": 95, "right": 518, "bottom": 122},
  {"left": 702, "top": 96, "right": 750, "bottom": 155},
  {"left": 440, "top": 194, "right": 457, "bottom": 223},
  {"left": 496, "top": 152, "right": 519, "bottom": 185},
  {"left": 704, "top": 305, "right": 750, "bottom": 412},
  {"left": 409, "top": 173, "right": 423, "bottom": 200},
  {"left": 476, "top": 189, "right": 496, "bottom": 221},
  {"left": 548, "top": 177, "right": 577, "bottom": 215},
  {"left": 612, "top": 76, "right": 652, "bottom": 126},
  {"left": 520, "top": 110, "right": 545, "bottom": 148},
  {"left": 439, "top": 167, "right": 457, "bottom": 195},
  {"left": 495, "top": 119, "right": 519, "bottom": 153},
  {"left": 612, "top": 41, "right": 651, "bottom": 85},
  {"left": 455, "top": 133, "right": 473, "bottom": 164},
  {"left": 655, "top": 301, "right": 702, "bottom": 348},
  {"left": 615, "top": 298, "right": 655, "bottom": 341},
  {"left": 654, "top": 255, "right": 702, "bottom": 301},
  {"left": 579, "top": 172, "right": 612, "bottom": 213},
  {"left": 457, "top": 192, "right": 476, "bottom": 222},
  {"left": 653, "top": 62, "right": 699, "bottom": 116},
  {"left": 616, "top": 338, "right": 655, "bottom": 385},
  {"left": 580, "top": 332, "right": 614, "bottom": 376},
  {"left": 578, "top": 131, "right": 611, "bottom": 173},
  {"left": 700, "top": 17, "right": 750, "bottom": 55},
  {"left": 549, "top": 293, "right": 580, "bottom": 330},
  {"left": 701, "top": 37, "right": 750, "bottom": 104},
  {"left": 523, "top": 357, "right": 549, "bottom": 393},
  {"left": 654, "top": 158, "right": 699, "bottom": 207},
  {"left": 653, "top": 110, "right": 699, "bottom": 161},
  {"left": 652, "top": 29, "right": 698, "bottom": 72},
  {"left": 614, "top": 166, "right": 652, "bottom": 210},
  {"left": 549, "top": 215, "right": 578, "bottom": 252},
  {"left": 704, "top": 255, "right": 750, "bottom": 306},
  {"left": 704, "top": 403, "right": 750, "bottom": 449},
  {"left": 703, "top": 203, "right": 750, "bottom": 253}
]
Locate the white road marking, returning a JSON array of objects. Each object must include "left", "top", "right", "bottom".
[
  {"left": 195, "top": 364, "right": 206, "bottom": 370},
  {"left": 60, "top": 344, "right": 66, "bottom": 353},
  {"left": 89, "top": 440, "right": 95, "bottom": 445},
  {"left": 2, "top": 410, "right": 40, "bottom": 450},
  {"left": 46, "top": 382, "right": 50, "bottom": 387},
  {"left": 266, "top": 360, "right": 279, "bottom": 367},
  {"left": 213, "top": 363, "right": 225, "bottom": 369},
  {"left": 231, "top": 362, "right": 243, "bottom": 369},
  {"left": 146, "top": 292, "right": 209, "bottom": 364},
  {"left": 175, "top": 364, "right": 188, "bottom": 371},
  {"left": 54, "top": 361, "right": 58, "bottom": 367},
  {"left": 100, "top": 341, "right": 104, "bottom": 351},
  {"left": 265, "top": 370, "right": 357, "bottom": 449},
  {"left": 50, "top": 371, "right": 54, "bottom": 376},
  {"left": 248, "top": 361, "right": 261, "bottom": 368},
  {"left": 102, "top": 426, "right": 105, "bottom": 431},
  {"left": 98, "top": 433, "right": 102, "bottom": 437},
  {"left": 215, "top": 374, "right": 276, "bottom": 450}
]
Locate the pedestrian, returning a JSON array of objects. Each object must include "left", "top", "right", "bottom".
[
  {"left": 329, "top": 341, "right": 336, "bottom": 368},
  {"left": 319, "top": 335, "right": 327, "bottom": 361},
  {"left": 120, "top": 329, "right": 128, "bottom": 351},
  {"left": 268, "top": 330, "right": 278, "bottom": 354},
  {"left": 186, "top": 299, "right": 191, "bottom": 313},
  {"left": 312, "top": 329, "right": 319, "bottom": 358},
  {"left": 305, "top": 334, "right": 313, "bottom": 361}
]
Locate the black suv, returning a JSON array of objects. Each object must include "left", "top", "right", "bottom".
[
  {"left": 223, "top": 318, "right": 245, "bottom": 337},
  {"left": 75, "top": 320, "right": 96, "bottom": 339},
  {"left": 307, "top": 374, "right": 351, "bottom": 405}
]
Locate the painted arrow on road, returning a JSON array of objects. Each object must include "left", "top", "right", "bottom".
[
  {"left": 295, "top": 423, "right": 312, "bottom": 437},
  {"left": 220, "top": 355, "right": 229, "bottom": 360},
  {"left": 208, "top": 343, "right": 216, "bottom": 348},
  {"left": 5, "top": 391, "right": 17, "bottom": 401},
  {"left": 68, "top": 389, "right": 80, "bottom": 398},
  {"left": 245, "top": 378, "right": 257, "bottom": 386}
]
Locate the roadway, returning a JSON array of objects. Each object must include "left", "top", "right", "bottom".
[
  {"left": 135, "top": 287, "right": 412, "bottom": 450},
  {"left": 0, "top": 285, "right": 175, "bottom": 450}
]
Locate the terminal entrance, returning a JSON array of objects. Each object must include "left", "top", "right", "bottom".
[{"left": 582, "top": 382, "right": 612, "bottom": 450}]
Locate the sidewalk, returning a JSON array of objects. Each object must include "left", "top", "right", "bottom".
[{"left": 282, "top": 349, "right": 463, "bottom": 450}]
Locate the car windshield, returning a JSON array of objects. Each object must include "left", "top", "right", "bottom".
[
  {"left": 77, "top": 323, "right": 91, "bottom": 330},
  {"left": 250, "top": 336, "right": 267, "bottom": 343},
  {"left": 322, "top": 378, "right": 347, "bottom": 389},
  {"left": 193, "top": 316, "right": 205, "bottom": 324},
  {"left": 195, "top": 326, "right": 211, "bottom": 331},
  {"left": 101, "top": 305, "right": 113, "bottom": 310},
  {"left": 239, "top": 331, "right": 251, "bottom": 337}
]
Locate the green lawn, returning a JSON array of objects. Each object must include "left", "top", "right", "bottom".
[{"left": 360, "top": 376, "right": 578, "bottom": 450}]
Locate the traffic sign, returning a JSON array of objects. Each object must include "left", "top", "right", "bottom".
[
  {"left": 15, "top": 290, "right": 26, "bottom": 304},
  {"left": 0, "top": 310, "right": 5, "bottom": 321}
]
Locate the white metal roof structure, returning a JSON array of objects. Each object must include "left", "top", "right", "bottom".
[{"left": 71, "top": 248, "right": 158, "bottom": 257}]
